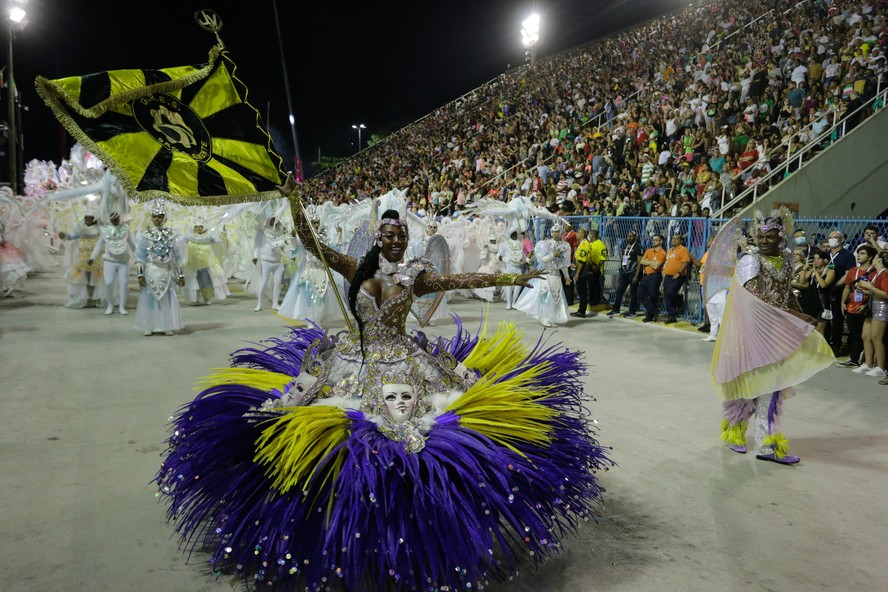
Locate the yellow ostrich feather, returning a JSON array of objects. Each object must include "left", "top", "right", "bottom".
[
  {"left": 762, "top": 433, "right": 792, "bottom": 458},
  {"left": 195, "top": 367, "right": 292, "bottom": 393},
  {"left": 720, "top": 420, "right": 748, "bottom": 446},
  {"left": 463, "top": 319, "right": 529, "bottom": 377},
  {"left": 254, "top": 406, "right": 350, "bottom": 496},
  {"left": 446, "top": 363, "right": 555, "bottom": 454}
]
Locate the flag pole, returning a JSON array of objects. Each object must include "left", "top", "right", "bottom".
[{"left": 289, "top": 194, "right": 354, "bottom": 332}]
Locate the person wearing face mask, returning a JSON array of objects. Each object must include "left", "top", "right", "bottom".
[
  {"left": 824, "top": 230, "right": 856, "bottom": 355},
  {"left": 792, "top": 229, "right": 812, "bottom": 260},
  {"left": 157, "top": 176, "right": 613, "bottom": 592}
]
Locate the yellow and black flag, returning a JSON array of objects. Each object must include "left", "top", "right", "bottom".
[{"left": 35, "top": 46, "right": 284, "bottom": 205}]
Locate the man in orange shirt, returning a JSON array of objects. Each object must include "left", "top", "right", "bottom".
[
  {"left": 638, "top": 234, "right": 667, "bottom": 322},
  {"left": 662, "top": 233, "right": 692, "bottom": 324}
]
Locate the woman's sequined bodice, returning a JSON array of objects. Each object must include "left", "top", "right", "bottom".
[{"left": 356, "top": 285, "right": 414, "bottom": 338}]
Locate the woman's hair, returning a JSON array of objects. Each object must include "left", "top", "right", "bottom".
[
  {"left": 878, "top": 251, "right": 888, "bottom": 267},
  {"left": 348, "top": 209, "right": 401, "bottom": 361}
]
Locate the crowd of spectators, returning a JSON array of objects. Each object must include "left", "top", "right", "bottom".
[
  {"left": 299, "top": 0, "right": 886, "bottom": 221},
  {"left": 289, "top": 0, "right": 887, "bottom": 361}
]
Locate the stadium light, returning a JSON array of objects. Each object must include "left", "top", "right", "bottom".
[
  {"left": 352, "top": 123, "right": 366, "bottom": 153},
  {"left": 521, "top": 13, "right": 540, "bottom": 67}
]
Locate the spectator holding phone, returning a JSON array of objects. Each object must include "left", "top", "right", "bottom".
[
  {"left": 798, "top": 249, "right": 836, "bottom": 338},
  {"left": 840, "top": 245, "right": 878, "bottom": 371}
]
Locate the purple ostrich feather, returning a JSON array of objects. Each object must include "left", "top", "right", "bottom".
[
  {"left": 418, "top": 314, "right": 481, "bottom": 361},
  {"left": 722, "top": 399, "right": 756, "bottom": 424},
  {"left": 767, "top": 390, "right": 783, "bottom": 430},
  {"left": 229, "top": 323, "right": 326, "bottom": 376}
]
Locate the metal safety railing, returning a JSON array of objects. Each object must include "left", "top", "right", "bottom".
[{"left": 527, "top": 214, "right": 887, "bottom": 324}]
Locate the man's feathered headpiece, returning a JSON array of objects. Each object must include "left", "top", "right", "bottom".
[{"left": 754, "top": 207, "right": 794, "bottom": 240}]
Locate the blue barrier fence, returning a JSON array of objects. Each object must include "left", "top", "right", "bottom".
[{"left": 529, "top": 216, "right": 887, "bottom": 324}]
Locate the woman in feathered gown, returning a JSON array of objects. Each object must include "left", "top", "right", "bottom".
[{"left": 156, "top": 180, "right": 613, "bottom": 591}]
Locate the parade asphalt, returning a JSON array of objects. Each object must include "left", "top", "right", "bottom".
[{"left": 2, "top": 262, "right": 886, "bottom": 592}]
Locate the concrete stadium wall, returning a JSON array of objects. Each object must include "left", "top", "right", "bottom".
[{"left": 739, "top": 106, "right": 888, "bottom": 219}]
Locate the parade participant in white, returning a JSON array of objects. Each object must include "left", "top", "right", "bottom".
[
  {"left": 0, "top": 212, "right": 31, "bottom": 297},
  {"left": 252, "top": 215, "right": 291, "bottom": 312},
  {"left": 406, "top": 218, "right": 452, "bottom": 324},
  {"left": 135, "top": 201, "right": 185, "bottom": 336},
  {"left": 182, "top": 217, "right": 229, "bottom": 305},
  {"left": 278, "top": 214, "right": 340, "bottom": 324},
  {"left": 473, "top": 228, "right": 503, "bottom": 302},
  {"left": 515, "top": 223, "right": 572, "bottom": 327},
  {"left": 497, "top": 230, "right": 527, "bottom": 310},
  {"left": 407, "top": 218, "right": 437, "bottom": 259},
  {"left": 58, "top": 206, "right": 106, "bottom": 308},
  {"left": 88, "top": 211, "right": 135, "bottom": 315}
]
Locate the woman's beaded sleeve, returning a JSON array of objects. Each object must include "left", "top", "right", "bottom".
[
  {"left": 414, "top": 272, "right": 519, "bottom": 297},
  {"left": 292, "top": 201, "right": 356, "bottom": 281}
]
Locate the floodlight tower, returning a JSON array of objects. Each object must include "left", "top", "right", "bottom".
[
  {"left": 5, "top": 0, "right": 27, "bottom": 194},
  {"left": 352, "top": 123, "right": 365, "bottom": 154},
  {"left": 521, "top": 13, "right": 540, "bottom": 67}
]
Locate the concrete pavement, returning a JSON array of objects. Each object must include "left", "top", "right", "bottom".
[{"left": 2, "top": 262, "right": 886, "bottom": 592}]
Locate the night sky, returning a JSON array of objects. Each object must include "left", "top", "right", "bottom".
[{"left": 13, "top": 0, "right": 688, "bottom": 178}]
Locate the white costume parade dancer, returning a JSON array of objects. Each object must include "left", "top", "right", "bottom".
[
  {"left": 497, "top": 230, "right": 527, "bottom": 309},
  {"left": 182, "top": 217, "right": 229, "bottom": 305},
  {"left": 90, "top": 212, "right": 135, "bottom": 315},
  {"left": 406, "top": 218, "right": 453, "bottom": 324},
  {"left": 278, "top": 216, "right": 340, "bottom": 324},
  {"left": 58, "top": 207, "right": 106, "bottom": 308},
  {"left": 252, "top": 216, "right": 291, "bottom": 312},
  {"left": 135, "top": 201, "right": 185, "bottom": 336},
  {"left": 473, "top": 230, "right": 502, "bottom": 302},
  {"left": 0, "top": 214, "right": 31, "bottom": 297},
  {"left": 515, "top": 223, "right": 571, "bottom": 327}
]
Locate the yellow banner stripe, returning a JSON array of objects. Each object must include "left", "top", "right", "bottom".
[
  {"left": 158, "top": 64, "right": 203, "bottom": 81},
  {"left": 101, "top": 133, "right": 163, "bottom": 187},
  {"left": 189, "top": 65, "right": 239, "bottom": 119},
  {"left": 52, "top": 76, "right": 83, "bottom": 105},
  {"left": 202, "top": 158, "right": 252, "bottom": 194},
  {"left": 108, "top": 70, "right": 147, "bottom": 99},
  {"left": 212, "top": 137, "right": 282, "bottom": 181},
  {"left": 166, "top": 152, "right": 200, "bottom": 197},
  {"left": 109, "top": 102, "right": 135, "bottom": 118}
]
